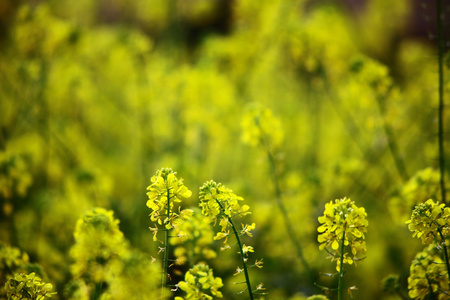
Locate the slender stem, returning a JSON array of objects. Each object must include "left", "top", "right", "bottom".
[
  {"left": 436, "top": 0, "right": 447, "bottom": 205},
  {"left": 437, "top": 228, "right": 450, "bottom": 290},
  {"left": 215, "top": 200, "right": 254, "bottom": 300},
  {"left": 162, "top": 188, "right": 171, "bottom": 291},
  {"left": 338, "top": 230, "right": 346, "bottom": 300},
  {"left": 425, "top": 274, "right": 438, "bottom": 300},
  {"left": 92, "top": 282, "right": 105, "bottom": 300},
  {"left": 266, "top": 149, "right": 312, "bottom": 276},
  {"left": 375, "top": 94, "right": 409, "bottom": 181},
  {"left": 254, "top": 120, "right": 311, "bottom": 276}
]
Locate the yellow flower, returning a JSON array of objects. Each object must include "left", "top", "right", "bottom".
[
  {"left": 242, "top": 244, "right": 254, "bottom": 256},
  {"left": 317, "top": 197, "right": 368, "bottom": 271},
  {"left": 408, "top": 244, "right": 449, "bottom": 299},
  {"left": 146, "top": 168, "right": 192, "bottom": 235},
  {"left": 5, "top": 272, "right": 56, "bottom": 299},
  {"left": 406, "top": 199, "right": 450, "bottom": 245},
  {"left": 70, "top": 208, "right": 127, "bottom": 282},
  {"left": 175, "top": 263, "right": 223, "bottom": 300},
  {"left": 170, "top": 208, "right": 217, "bottom": 264},
  {"left": 241, "top": 105, "right": 284, "bottom": 150},
  {"left": 199, "top": 180, "right": 250, "bottom": 226}
]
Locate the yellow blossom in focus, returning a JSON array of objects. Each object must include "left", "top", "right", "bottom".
[
  {"left": 406, "top": 199, "right": 450, "bottom": 245},
  {"left": 175, "top": 263, "right": 223, "bottom": 300},
  {"left": 146, "top": 168, "right": 193, "bottom": 239},
  {"left": 317, "top": 197, "right": 368, "bottom": 271}
]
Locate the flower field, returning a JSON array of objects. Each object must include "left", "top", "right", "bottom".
[{"left": 0, "top": 0, "right": 450, "bottom": 299}]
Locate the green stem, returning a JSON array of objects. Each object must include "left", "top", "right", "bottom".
[
  {"left": 436, "top": 0, "right": 447, "bottom": 205},
  {"left": 338, "top": 230, "right": 346, "bottom": 300},
  {"left": 254, "top": 119, "right": 311, "bottom": 277},
  {"left": 375, "top": 94, "right": 409, "bottom": 181},
  {"left": 266, "top": 149, "right": 312, "bottom": 277},
  {"left": 91, "top": 282, "right": 105, "bottom": 300},
  {"left": 437, "top": 228, "right": 450, "bottom": 290},
  {"left": 425, "top": 274, "right": 438, "bottom": 300},
  {"left": 162, "top": 188, "right": 171, "bottom": 291},
  {"left": 215, "top": 200, "right": 254, "bottom": 300}
]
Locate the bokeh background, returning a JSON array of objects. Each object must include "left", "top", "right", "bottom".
[{"left": 1, "top": 0, "right": 450, "bottom": 299}]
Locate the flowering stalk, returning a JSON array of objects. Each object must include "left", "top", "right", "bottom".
[
  {"left": 406, "top": 199, "right": 450, "bottom": 291},
  {"left": 5, "top": 272, "right": 56, "bottom": 299},
  {"left": 242, "top": 106, "right": 311, "bottom": 276},
  {"left": 407, "top": 244, "right": 449, "bottom": 299},
  {"left": 437, "top": 229, "right": 450, "bottom": 286},
  {"left": 146, "top": 168, "right": 193, "bottom": 294},
  {"left": 175, "top": 263, "right": 223, "bottom": 300},
  {"left": 162, "top": 187, "right": 171, "bottom": 289},
  {"left": 317, "top": 198, "right": 368, "bottom": 299},
  {"left": 338, "top": 230, "right": 345, "bottom": 300},
  {"left": 70, "top": 208, "right": 127, "bottom": 300},
  {"left": 199, "top": 180, "right": 264, "bottom": 300},
  {"left": 217, "top": 199, "right": 253, "bottom": 299},
  {"left": 266, "top": 147, "right": 311, "bottom": 276}
]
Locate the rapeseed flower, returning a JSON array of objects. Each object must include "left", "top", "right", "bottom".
[
  {"left": 318, "top": 197, "right": 368, "bottom": 271},
  {"left": 408, "top": 244, "right": 449, "bottom": 299},
  {"left": 406, "top": 199, "right": 450, "bottom": 245},
  {"left": 175, "top": 263, "right": 223, "bottom": 300},
  {"left": 146, "top": 168, "right": 193, "bottom": 236},
  {"left": 5, "top": 272, "right": 56, "bottom": 299},
  {"left": 199, "top": 180, "right": 250, "bottom": 228},
  {"left": 241, "top": 105, "right": 284, "bottom": 151},
  {"left": 171, "top": 208, "right": 217, "bottom": 264}
]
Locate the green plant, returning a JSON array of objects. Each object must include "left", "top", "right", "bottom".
[
  {"left": 241, "top": 105, "right": 311, "bottom": 276},
  {"left": 407, "top": 244, "right": 449, "bottom": 299},
  {"left": 199, "top": 180, "right": 265, "bottom": 300},
  {"left": 171, "top": 207, "right": 217, "bottom": 265},
  {"left": 5, "top": 272, "right": 56, "bottom": 300},
  {"left": 69, "top": 207, "right": 127, "bottom": 299},
  {"left": 146, "top": 168, "right": 193, "bottom": 294},
  {"left": 175, "top": 263, "right": 224, "bottom": 300},
  {"left": 436, "top": 0, "right": 447, "bottom": 206},
  {"left": 406, "top": 199, "right": 450, "bottom": 298},
  {"left": 317, "top": 197, "right": 368, "bottom": 300}
]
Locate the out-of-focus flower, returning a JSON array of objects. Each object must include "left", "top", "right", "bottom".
[
  {"left": 241, "top": 105, "right": 284, "bottom": 151},
  {"left": 408, "top": 244, "right": 449, "bottom": 299}
]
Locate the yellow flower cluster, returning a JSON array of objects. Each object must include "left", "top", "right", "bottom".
[
  {"left": 146, "top": 168, "right": 193, "bottom": 239},
  {"left": 70, "top": 207, "right": 127, "bottom": 282},
  {"left": 349, "top": 54, "right": 392, "bottom": 96},
  {"left": 199, "top": 180, "right": 252, "bottom": 243},
  {"left": 68, "top": 208, "right": 163, "bottom": 300},
  {"left": 0, "top": 242, "right": 30, "bottom": 275},
  {"left": 408, "top": 244, "right": 449, "bottom": 299},
  {"left": 241, "top": 106, "right": 284, "bottom": 151},
  {"left": 171, "top": 208, "right": 217, "bottom": 265},
  {"left": 0, "top": 152, "right": 33, "bottom": 201},
  {"left": 318, "top": 198, "right": 368, "bottom": 271},
  {"left": 175, "top": 263, "right": 223, "bottom": 300},
  {"left": 5, "top": 272, "right": 56, "bottom": 299},
  {"left": 406, "top": 199, "right": 450, "bottom": 245}
]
